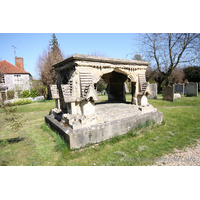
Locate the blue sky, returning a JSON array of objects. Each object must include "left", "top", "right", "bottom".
[
  {"left": 0, "top": 1, "right": 199, "bottom": 79},
  {"left": 0, "top": 33, "right": 139, "bottom": 78}
]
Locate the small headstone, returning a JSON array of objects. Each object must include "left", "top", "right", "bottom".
[
  {"left": 124, "top": 82, "right": 129, "bottom": 93},
  {"left": 148, "top": 83, "right": 157, "bottom": 99},
  {"left": 186, "top": 82, "right": 198, "bottom": 96},
  {"left": 174, "top": 83, "right": 184, "bottom": 95},
  {"left": 163, "top": 85, "right": 174, "bottom": 102}
]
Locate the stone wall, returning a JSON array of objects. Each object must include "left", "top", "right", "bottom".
[
  {"left": 148, "top": 83, "right": 157, "bottom": 99},
  {"left": 163, "top": 85, "right": 174, "bottom": 102},
  {"left": 174, "top": 83, "right": 184, "bottom": 95},
  {"left": 186, "top": 82, "right": 198, "bottom": 96}
]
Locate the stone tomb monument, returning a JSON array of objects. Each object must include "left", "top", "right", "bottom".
[{"left": 45, "top": 54, "right": 163, "bottom": 149}]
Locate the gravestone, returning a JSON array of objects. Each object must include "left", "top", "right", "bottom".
[
  {"left": 148, "top": 83, "right": 157, "bottom": 99},
  {"left": 174, "top": 83, "right": 184, "bottom": 95},
  {"left": 163, "top": 85, "right": 174, "bottom": 102},
  {"left": 186, "top": 82, "right": 198, "bottom": 96},
  {"left": 124, "top": 82, "right": 129, "bottom": 93}
]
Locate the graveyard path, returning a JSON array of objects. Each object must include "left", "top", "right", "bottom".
[{"left": 153, "top": 140, "right": 200, "bottom": 166}]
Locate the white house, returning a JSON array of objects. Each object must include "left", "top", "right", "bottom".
[{"left": 0, "top": 57, "right": 32, "bottom": 100}]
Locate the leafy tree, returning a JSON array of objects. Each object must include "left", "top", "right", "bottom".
[
  {"left": 183, "top": 66, "right": 200, "bottom": 82},
  {"left": 135, "top": 33, "right": 200, "bottom": 86},
  {"left": 97, "top": 83, "right": 106, "bottom": 92},
  {"left": 36, "top": 34, "right": 64, "bottom": 99}
]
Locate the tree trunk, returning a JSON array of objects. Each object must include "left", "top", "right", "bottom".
[
  {"left": 46, "top": 86, "right": 52, "bottom": 100},
  {"left": 158, "top": 82, "right": 162, "bottom": 93}
]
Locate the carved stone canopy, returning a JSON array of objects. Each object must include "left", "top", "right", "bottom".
[{"left": 53, "top": 54, "right": 150, "bottom": 72}]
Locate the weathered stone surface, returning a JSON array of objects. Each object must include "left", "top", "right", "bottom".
[
  {"left": 174, "top": 83, "right": 184, "bottom": 95},
  {"left": 163, "top": 86, "right": 174, "bottom": 102},
  {"left": 148, "top": 83, "right": 157, "bottom": 99},
  {"left": 45, "top": 54, "right": 162, "bottom": 149},
  {"left": 138, "top": 94, "right": 148, "bottom": 106},
  {"left": 174, "top": 93, "right": 181, "bottom": 99},
  {"left": 186, "top": 82, "right": 198, "bottom": 96},
  {"left": 50, "top": 85, "right": 59, "bottom": 99},
  {"left": 45, "top": 103, "right": 163, "bottom": 149}
]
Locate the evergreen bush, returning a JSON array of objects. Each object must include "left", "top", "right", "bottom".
[
  {"left": 30, "top": 89, "right": 39, "bottom": 98},
  {"left": 21, "top": 90, "right": 30, "bottom": 98}
]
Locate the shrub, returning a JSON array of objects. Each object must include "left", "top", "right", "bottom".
[
  {"left": 7, "top": 90, "right": 15, "bottom": 100},
  {"left": 30, "top": 89, "right": 39, "bottom": 98},
  {"left": 21, "top": 90, "right": 30, "bottom": 98},
  {"left": 13, "top": 99, "right": 32, "bottom": 106}
]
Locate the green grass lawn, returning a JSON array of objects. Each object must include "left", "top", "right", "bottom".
[{"left": 0, "top": 94, "right": 200, "bottom": 166}]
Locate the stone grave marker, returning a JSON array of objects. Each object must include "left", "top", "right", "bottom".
[
  {"left": 186, "top": 82, "right": 198, "bottom": 96},
  {"left": 163, "top": 85, "right": 174, "bottom": 102},
  {"left": 148, "top": 83, "right": 157, "bottom": 99},
  {"left": 174, "top": 83, "right": 184, "bottom": 95}
]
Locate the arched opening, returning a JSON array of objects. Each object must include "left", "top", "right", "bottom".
[
  {"left": 102, "top": 71, "right": 127, "bottom": 102},
  {"left": 95, "top": 71, "right": 135, "bottom": 103},
  {"left": 95, "top": 77, "right": 108, "bottom": 102}
]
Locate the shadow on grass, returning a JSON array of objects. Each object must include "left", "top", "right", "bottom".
[{"left": 0, "top": 136, "right": 25, "bottom": 147}]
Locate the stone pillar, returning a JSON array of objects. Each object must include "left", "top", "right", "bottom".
[{"left": 131, "top": 82, "right": 137, "bottom": 105}]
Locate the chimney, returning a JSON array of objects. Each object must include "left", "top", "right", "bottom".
[{"left": 15, "top": 57, "right": 24, "bottom": 70}]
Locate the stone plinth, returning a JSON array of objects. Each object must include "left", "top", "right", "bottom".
[{"left": 45, "top": 103, "right": 162, "bottom": 149}]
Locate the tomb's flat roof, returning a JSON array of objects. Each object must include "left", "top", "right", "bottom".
[{"left": 53, "top": 54, "right": 150, "bottom": 68}]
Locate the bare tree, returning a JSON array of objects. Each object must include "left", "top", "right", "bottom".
[
  {"left": 135, "top": 33, "right": 200, "bottom": 86},
  {"left": 170, "top": 67, "right": 186, "bottom": 84},
  {"left": 88, "top": 51, "right": 107, "bottom": 57},
  {"left": 36, "top": 34, "right": 64, "bottom": 99}
]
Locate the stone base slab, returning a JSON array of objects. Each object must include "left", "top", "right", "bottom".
[{"left": 45, "top": 107, "right": 163, "bottom": 149}]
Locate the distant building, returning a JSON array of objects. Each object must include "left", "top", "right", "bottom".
[{"left": 0, "top": 57, "right": 32, "bottom": 100}]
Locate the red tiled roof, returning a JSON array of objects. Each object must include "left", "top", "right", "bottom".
[{"left": 0, "top": 60, "right": 30, "bottom": 74}]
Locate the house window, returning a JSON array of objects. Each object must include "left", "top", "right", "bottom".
[
  {"left": 1, "top": 74, "right": 5, "bottom": 83},
  {"left": 14, "top": 75, "right": 21, "bottom": 84}
]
